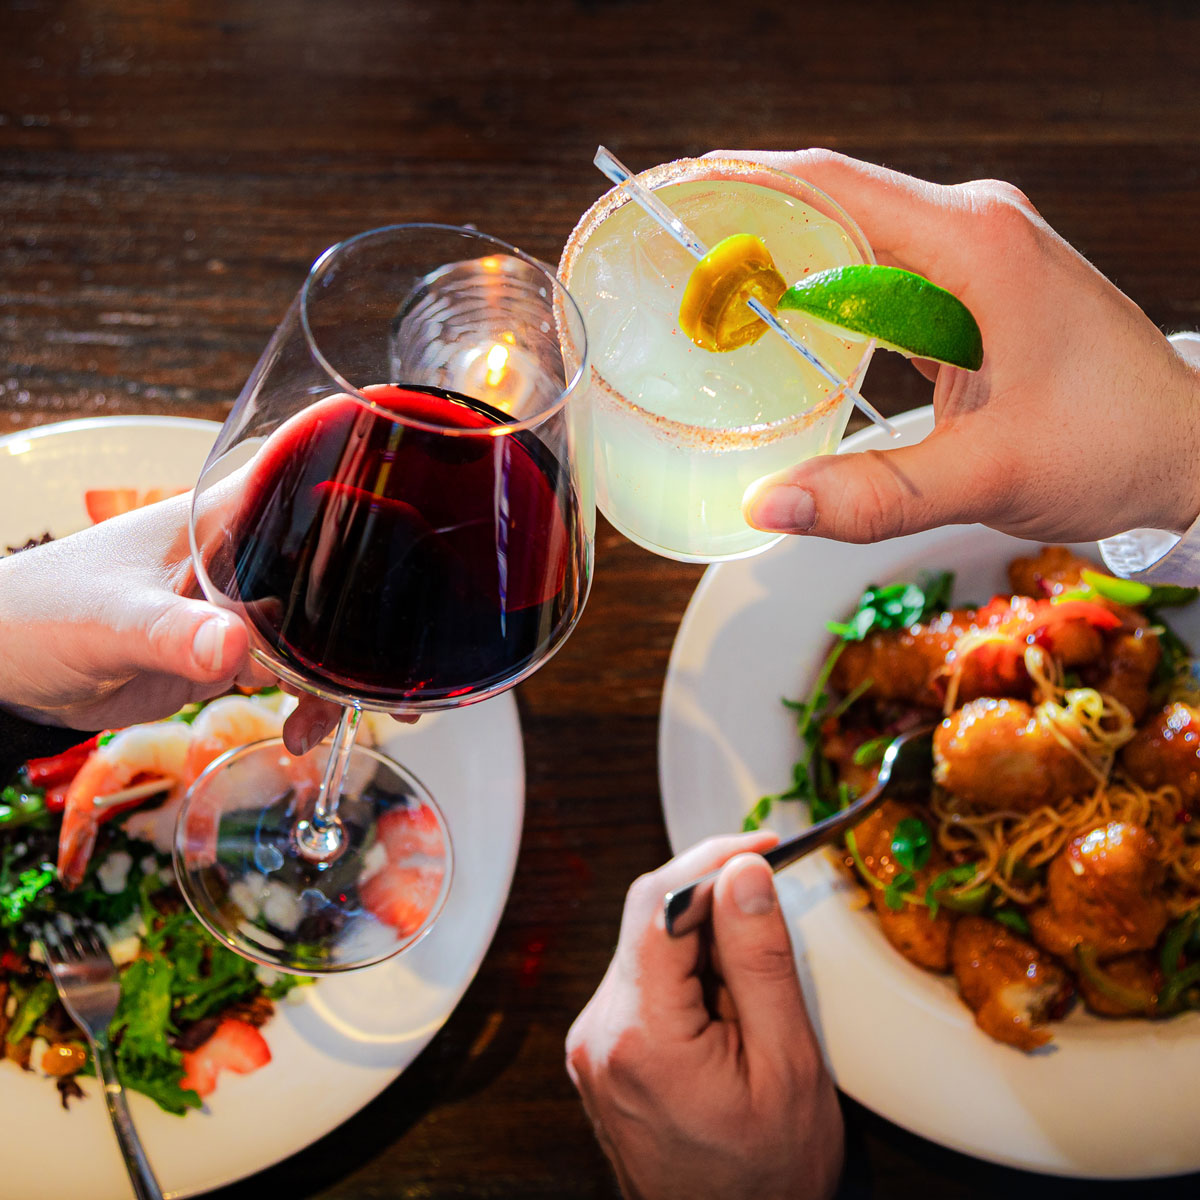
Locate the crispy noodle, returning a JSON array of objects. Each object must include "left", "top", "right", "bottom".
[
  {"left": 1024, "top": 645, "right": 1136, "bottom": 785},
  {"left": 933, "top": 777, "right": 1200, "bottom": 915},
  {"left": 931, "top": 637, "right": 1197, "bottom": 909},
  {"left": 939, "top": 627, "right": 1010, "bottom": 717}
]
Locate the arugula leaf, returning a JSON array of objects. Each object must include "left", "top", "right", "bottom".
[
  {"left": 992, "top": 907, "right": 1032, "bottom": 936},
  {"left": 748, "top": 642, "right": 847, "bottom": 829},
  {"left": 265, "top": 974, "right": 308, "bottom": 1001},
  {"left": 742, "top": 796, "right": 774, "bottom": 832},
  {"left": 108, "top": 951, "right": 202, "bottom": 1115},
  {"left": 890, "top": 817, "right": 931, "bottom": 872},
  {"left": 883, "top": 871, "right": 914, "bottom": 911},
  {"left": 112, "top": 956, "right": 177, "bottom": 1057},
  {"left": 0, "top": 866, "right": 55, "bottom": 928},
  {"left": 0, "top": 784, "right": 49, "bottom": 832},
  {"left": 851, "top": 736, "right": 891, "bottom": 767},
  {"left": 826, "top": 571, "right": 955, "bottom": 642},
  {"left": 923, "top": 862, "right": 979, "bottom": 918}
]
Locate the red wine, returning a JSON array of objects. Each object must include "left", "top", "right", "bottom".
[{"left": 211, "top": 384, "right": 585, "bottom": 705}]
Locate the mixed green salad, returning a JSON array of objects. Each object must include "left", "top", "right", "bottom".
[{"left": 0, "top": 730, "right": 305, "bottom": 1115}]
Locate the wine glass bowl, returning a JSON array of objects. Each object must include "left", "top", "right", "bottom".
[
  {"left": 179, "top": 224, "right": 591, "bottom": 973},
  {"left": 176, "top": 738, "right": 452, "bottom": 973}
]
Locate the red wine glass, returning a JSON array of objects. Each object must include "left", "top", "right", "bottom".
[{"left": 177, "top": 224, "right": 591, "bottom": 972}]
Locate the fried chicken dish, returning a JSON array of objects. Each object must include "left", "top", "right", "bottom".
[{"left": 766, "top": 547, "right": 1200, "bottom": 1050}]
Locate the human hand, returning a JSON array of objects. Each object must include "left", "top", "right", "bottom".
[
  {"left": 720, "top": 150, "right": 1200, "bottom": 545},
  {"left": 0, "top": 491, "right": 279, "bottom": 733},
  {"left": 566, "top": 834, "right": 843, "bottom": 1200}
]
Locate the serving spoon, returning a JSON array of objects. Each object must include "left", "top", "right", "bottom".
[{"left": 663, "top": 722, "right": 936, "bottom": 937}]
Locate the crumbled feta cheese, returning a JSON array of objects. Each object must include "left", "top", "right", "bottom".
[
  {"left": 29, "top": 1038, "right": 48, "bottom": 1076},
  {"left": 96, "top": 850, "right": 133, "bottom": 895},
  {"left": 261, "top": 881, "right": 302, "bottom": 933},
  {"left": 254, "top": 964, "right": 281, "bottom": 988},
  {"left": 109, "top": 936, "right": 141, "bottom": 967},
  {"left": 229, "top": 873, "right": 266, "bottom": 920},
  {"left": 27, "top": 941, "right": 45, "bottom": 964},
  {"left": 360, "top": 840, "right": 388, "bottom": 880},
  {"left": 140, "top": 855, "right": 159, "bottom": 876}
]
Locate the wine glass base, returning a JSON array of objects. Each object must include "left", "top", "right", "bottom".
[{"left": 174, "top": 738, "right": 452, "bottom": 974}]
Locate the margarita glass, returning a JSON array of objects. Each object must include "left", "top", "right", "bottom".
[{"left": 559, "top": 156, "right": 875, "bottom": 562}]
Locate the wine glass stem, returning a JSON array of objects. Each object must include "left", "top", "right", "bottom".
[{"left": 294, "top": 704, "right": 361, "bottom": 863}]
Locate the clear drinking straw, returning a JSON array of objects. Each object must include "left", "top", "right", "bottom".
[{"left": 593, "top": 146, "right": 898, "bottom": 438}]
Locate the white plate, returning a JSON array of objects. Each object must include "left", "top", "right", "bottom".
[
  {"left": 659, "top": 406, "right": 1200, "bottom": 1179},
  {"left": 0, "top": 417, "right": 525, "bottom": 1199}
]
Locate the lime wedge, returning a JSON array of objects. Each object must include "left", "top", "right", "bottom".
[
  {"left": 778, "top": 265, "right": 984, "bottom": 371},
  {"left": 678, "top": 234, "right": 787, "bottom": 353}
]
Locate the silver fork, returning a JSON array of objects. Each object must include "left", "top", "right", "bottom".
[{"left": 40, "top": 920, "right": 164, "bottom": 1200}]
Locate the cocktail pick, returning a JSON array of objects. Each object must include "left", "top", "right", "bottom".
[{"left": 593, "top": 146, "right": 898, "bottom": 438}]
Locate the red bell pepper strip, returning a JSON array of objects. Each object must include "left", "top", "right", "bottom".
[{"left": 24, "top": 735, "right": 102, "bottom": 789}]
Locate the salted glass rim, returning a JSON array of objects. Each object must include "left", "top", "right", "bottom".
[
  {"left": 299, "top": 222, "right": 589, "bottom": 437},
  {"left": 558, "top": 156, "right": 876, "bottom": 445}
]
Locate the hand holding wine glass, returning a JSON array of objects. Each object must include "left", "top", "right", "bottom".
[{"left": 179, "top": 224, "right": 592, "bottom": 973}]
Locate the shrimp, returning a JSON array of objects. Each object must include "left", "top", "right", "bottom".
[
  {"left": 56, "top": 721, "right": 192, "bottom": 888},
  {"left": 122, "top": 694, "right": 290, "bottom": 854}
]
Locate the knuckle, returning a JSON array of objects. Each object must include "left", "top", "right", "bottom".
[
  {"left": 564, "top": 1021, "right": 592, "bottom": 1079},
  {"left": 828, "top": 451, "right": 908, "bottom": 543},
  {"left": 741, "top": 939, "right": 802, "bottom": 988},
  {"left": 144, "top": 604, "right": 182, "bottom": 666},
  {"left": 957, "top": 179, "right": 1041, "bottom": 247},
  {"left": 602, "top": 1028, "right": 650, "bottom": 1088},
  {"left": 624, "top": 870, "right": 663, "bottom": 914}
]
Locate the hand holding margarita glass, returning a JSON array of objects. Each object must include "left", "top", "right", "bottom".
[{"left": 558, "top": 152, "right": 879, "bottom": 563}]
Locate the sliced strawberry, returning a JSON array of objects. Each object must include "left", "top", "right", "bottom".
[
  {"left": 376, "top": 804, "right": 445, "bottom": 862},
  {"left": 84, "top": 487, "right": 187, "bottom": 524},
  {"left": 85, "top": 488, "right": 140, "bottom": 524},
  {"left": 179, "top": 1018, "right": 271, "bottom": 1098},
  {"left": 360, "top": 864, "right": 444, "bottom": 936}
]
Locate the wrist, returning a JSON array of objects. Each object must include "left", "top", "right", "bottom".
[{"left": 1161, "top": 334, "right": 1200, "bottom": 535}]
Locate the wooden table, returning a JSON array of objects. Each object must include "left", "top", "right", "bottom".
[{"left": 3, "top": 2, "right": 1199, "bottom": 1195}]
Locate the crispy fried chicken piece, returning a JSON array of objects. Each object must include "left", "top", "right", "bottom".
[
  {"left": 1008, "top": 545, "right": 1092, "bottom": 598},
  {"left": 850, "top": 799, "right": 954, "bottom": 971},
  {"left": 831, "top": 610, "right": 973, "bottom": 710},
  {"left": 951, "top": 915, "right": 1072, "bottom": 1050},
  {"left": 1087, "top": 612, "right": 1160, "bottom": 722},
  {"left": 832, "top": 594, "right": 1114, "bottom": 712},
  {"left": 933, "top": 697, "right": 1096, "bottom": 812},
  {"left": 1121, "top": 702, "right": 1200, "bottom": 808},
  {"left": 1029, "top": 822, "right": 1169, "bottom": 962}
]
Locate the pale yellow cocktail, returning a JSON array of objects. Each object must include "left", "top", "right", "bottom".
[{"left": 559, "top": 157, "right": 874, "bottom": 562}]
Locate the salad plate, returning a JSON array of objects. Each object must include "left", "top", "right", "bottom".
[
  {"left": 0, "top": 417, "right": 525, "bottom": 1198},
  {"left": 659, "top": 406, "right": 1200, "bottom": 1179}
]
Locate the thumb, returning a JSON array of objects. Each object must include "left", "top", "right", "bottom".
[
  {"left": 742, "top": 422, "right": 980, "bottom": 544},
  {"left": 710, "top": 855, "right": 813, "bottom": 1057},
  {"left": 133, "top": 598, "right": 251, "bottom": 684}
]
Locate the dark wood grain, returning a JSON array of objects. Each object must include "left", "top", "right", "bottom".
[{"left": 3, "top": 1, "right": 1200, "bottom": 1195}]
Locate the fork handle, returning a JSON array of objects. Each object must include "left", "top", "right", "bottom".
[
  {"left": 662, "top": 775, "right": 891, "bottom": 937},
  {"left": 92, "top": 1039, "right": 165, "bottom": 1200}
]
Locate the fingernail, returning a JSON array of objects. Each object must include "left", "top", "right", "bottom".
[
  {"left": 192, "top": 615, "right": 227, "bottom": 674},
  {"left": 746, "top": 485, "right": 816, "bottom": 533},
  {"left": 731, "top": 859, "right": 776, "bottom": 916},
  {"left": 291, "top": 720, "right": 317, "bottom": 756}
]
